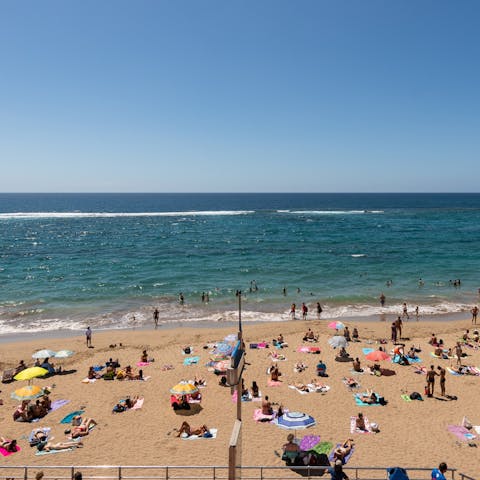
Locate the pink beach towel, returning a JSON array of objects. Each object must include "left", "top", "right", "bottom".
[
  {"left": 267, "top": 380, "right": 282, "bottom": 387},
  {"left": 136, "top": 362, "right": 150, "bottom": 367},
  {"left": 447, "top": 425, "right": 477, "bottom": 441},
  {"left": 253, "top": 408, "right": 276, "bottom": 423},
  {"left": 0, "top": 445, "right": 20, "bottom": 456},
  {"left": 131, "top": 398, "right": 144, "bottom": 410}
]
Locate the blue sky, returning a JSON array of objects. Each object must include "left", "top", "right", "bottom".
[{"left": 1, "top": 1, "right": 479, "bottom": 192}]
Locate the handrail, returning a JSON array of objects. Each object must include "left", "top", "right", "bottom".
[{"left": 0, "top": 465, "right": 474, "bottom": 480}]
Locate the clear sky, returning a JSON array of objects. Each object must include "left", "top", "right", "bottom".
[{"left": 1, "top": 0, "right": 479, "bottom": 192}]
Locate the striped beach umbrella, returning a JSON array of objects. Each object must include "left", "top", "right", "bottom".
[
  {"left": 170, "top": 381, "right": 199, "bottom": 395},
  {"left": 328, "top": 321, "right": 345, "bottom": 330},
  {"left": 276, "top": 411, "right": 316, "bottom": 430},
  {"left": 11, "top": 385, "right": 44, "bottom": 401}
]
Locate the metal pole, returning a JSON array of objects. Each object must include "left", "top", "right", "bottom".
[{"left": 238, "top": 290, "right": 242, "bottom": 335}]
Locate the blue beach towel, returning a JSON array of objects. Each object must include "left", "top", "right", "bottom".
[
  {"left": 362, "top": 348, "right": 374, "bottom": 355},
  {"left": 354, "top": 394, "right": 382, "bottom": 406},
  {"left": 60, "top": 410, "right": 84, "bottom": 424},
  {"left": 183, "top": 356, "right": 200, "bottom": 366}
]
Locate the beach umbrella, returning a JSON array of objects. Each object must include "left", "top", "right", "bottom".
[
  {"left": 32, "top": 349, "right": 57, "bottom": 359},
  {"left": 14, "top": 367, "right": 48, "bottom": 382},
  {"left": 366, "top": 350, "right": 390, "bottom": 361},
  {"left": 213, "top": 342, "right": 234, "bottom": 356},
  {"left": 213, "top": 360, "right": 231, "bottom": 372},
  {"left": 170, "top": 381, "right": 199, "bottom": 395},
  {"left": 328, "top": 321, "right": 345, "bottom": 330},
  {"left": 11, "top": 385, "right": 44, "bottom": 401},
  {"left": 224, "top": 333, "right": 238, "bottom": 343},
  {"left": 300, "top": 434, "right": 321, "bottom": 452},
  {"left": 328, "top": 336, "right": 348, "bottom": 349},
  {"left": 54, "top": 350, "right": 74, "bottom": 358},
  {"left": 276, "top": 411, "right": 316, "bottom": 430}
]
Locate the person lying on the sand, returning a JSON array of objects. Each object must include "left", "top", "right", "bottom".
[
  {"left": 37, "top": 439, "right": 83, "bottom": 452},
  {"left": 365, "top": 363, "right": 382, "bottom": 376},
  {"left": 113, "top": 396, "right": 140, "bottom": 412},
  {"left": 194, "top": 375, "right": 206, "bottom": 386},
  {"left": 0, "top": 437, "right": 18, "bottom": 453},
  {"left": 293, "top": 382, "right": 311, "bottom": 392},
  {"left": 175, "top": 421, "right": 209, "bottom": 437},
  {"left": 333, "top": 438, "right": 354, "bottom": 463},
  {"left": 359, "top": 389, "right": 379, "bottom": 404},
  {"left": 311, "top": 379, "right": 328, "bottom": 390},
  {"left": 14, "top": 360, "right": 27, "bottom": 375},
  {"left": 71, "top": 418, "right": 97, "bottom": 438},
  {"left": 294, "top": 362, "right": 307, "bottom": 373},
  {"left": 343, "top": 377, "right": 358, "bottom": 388},
  {"left": 269, "top": 351, "right": 286, "bottom": 361}
]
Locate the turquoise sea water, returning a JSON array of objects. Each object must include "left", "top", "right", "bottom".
[{"left": 0, "top": 193, "right": 479, "bottom": 335}]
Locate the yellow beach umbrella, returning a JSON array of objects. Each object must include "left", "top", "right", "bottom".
[
  {"left": 11, "top": 385, "right": 44, "bottom": 401},
  {"left": 170, "top": 381, "right": 199, "bottom": 395},
  {"left": 14, "top": 367, "right": 48, "bottom": 382}
]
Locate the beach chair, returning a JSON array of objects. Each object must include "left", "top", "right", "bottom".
[{"left": 1, "top": 369, "right": 15, "bottom": 383}]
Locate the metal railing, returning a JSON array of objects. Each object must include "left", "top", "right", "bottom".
[{"left": 0, "top": 465, "right": 475, "bottom": 480}]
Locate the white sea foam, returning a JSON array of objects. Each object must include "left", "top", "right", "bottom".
[
  {"left": 279, "top": 210, "right": 384, "bottom": 215},
  {"left": 0, "top": 211, "right": 255, "bottom": 220},
  {"left": 351, "top": 254, "right": 367, "bottom": 258}
]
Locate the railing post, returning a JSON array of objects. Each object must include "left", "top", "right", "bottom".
[
  {"left": 118, "top": 466, "right": 122, "bottom": 480},
  {"left": 24, "top": 466, "right": 28, "bottom": 480},
  {"left": 165, "top": 466, "right": 168, "bottom": 480},
  {"left": 71, "top": 466, "right": 75, "bottom": 480}
]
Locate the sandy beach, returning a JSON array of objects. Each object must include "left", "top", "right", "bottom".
[{"left": 1, "top": 316, "right": 479, "bottom": 476}]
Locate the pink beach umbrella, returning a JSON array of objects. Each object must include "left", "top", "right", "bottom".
[
  {"left": 366, "top": 350, "right": 390, "bottom": 361},
  {"left": 328, "top": 321, "right": 345, "bottom": 330}
]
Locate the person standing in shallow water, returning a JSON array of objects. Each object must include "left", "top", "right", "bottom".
[
  {"left": 290, "top": 304, "right": 296, "bottom": 320},
  {"left": 379, "top": 293, "right": 385, "bottom": 307},
  {"left": 153, "top": 308, "right": 159, "bottom": 328},
  {"left": 85, "top": 327, "right": 92, "bottom": 348},
  {"left": 316, "top": 302, "right": 322, "bottom": 319}
]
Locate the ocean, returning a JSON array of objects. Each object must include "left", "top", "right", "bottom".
[{"left": 1, "top": 193, "right": 479, "bottom": 336}]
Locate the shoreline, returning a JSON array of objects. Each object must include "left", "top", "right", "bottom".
[{"left": 0, "top": 309, "right": 472, "bottom": 345}]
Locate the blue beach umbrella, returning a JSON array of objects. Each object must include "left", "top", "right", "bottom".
[
  {"left": 276, "top": 411, "right": 316, "bottom": 430},
  {"left": 32, "top": 349, "right": 57, "bottom": 359}
]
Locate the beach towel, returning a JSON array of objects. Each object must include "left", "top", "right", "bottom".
[
  {"left": 447, "top": 367, "right": 461, "bottom": 376},
  {"left": 136, "top": 362, "right": 150, "bottom": 367},
  {"left": 81, "top": 378, "right": 97, "bottom": 383},
  {"left": 50, "top": 399, "right": 70, "bottom": 412},
  {"left": 362, "top": 348, "right": 374, "bottom": 355},
  {"left": 288, "top": 385, "right": 310, "bottom": 395},
  {"left": 253, "top": 408, "right": 276, "bottom": 423},
  {"left": 0, "top": 445, "right": 20, "bottom": 456},
  {"left": 447, "top": 425, "right": 477, "bottom": 441},
  {"left": 66, "top": 423, "right": 96, "bottom": 440},
  {"left": 297, "top": 346, "right": 321, "bottom": 353},
  {"left": 267, "top": 380, "right": 282, "bottom": 387},
  {"left": 412, "top": 366, "right": 427, "bottom": 375},
  {"left": 183, "top": 356, "right": 200, "bottom": 366},
  {"left": 310, "top": 441, "right": 333, "bottom": 456},
  {"left": 28, "top": 427, "right": 51, "bottom": 445},
  {"left": 342, "top": 378, "right": 361, "bottom": 390},
  {"left": 131, "top": 398, "right": 144, "bottom": 410},
  {"left": 181, "top": 428, "right": 218, "bottom": 440},
  {"left": 328, "top": 443, "right": 355, "bottom": 464},
  {"left": 473, "top": 426, "right": 480, "bottom": 435},
  {"left": 406, "top": 356, "right": 422, "bottom": 364},
  {"left": 60, "top": 411, "right": 84, "bottom": 424},
  {"left": 401, "top": 394, "right": 412, "bottom": 402},
  {"left": 252, "top": 391, "right": 262, "bottom": 402},
  {"left": 35, "top": 448, "right": 74, "bottom": 456},
  {"left": 270, "top": 355, "right": 287, "bottom": 362},
  {"left": 354, "top": 394, "right": 382, "bottom": 406},
  {"left": 350, "top": 416, "right": 371, "bottom": 433}
]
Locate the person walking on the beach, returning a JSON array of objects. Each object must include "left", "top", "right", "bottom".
[
  {"left": 379, "top": 293, "right": 386, "bottom": 307},
  {"left": 395, "top": 316, "right": 402, "bottom": 339},
  {"left": 455, "top": 342, "right": 463, "bottom": 366},
  {"left": 153, "top": 308, "right": 159, "bottom": 328},
  {"left": 301, "top": 303, "right": 308, "bottom": 320},
  {"left": 391, "top": 322, "right": 397, "bottom": 343},
  {"left": 316, "top": 302, "right": 322, "bottom": 319},
  {"left": 471, "top": 305, "right": 478, "bottom": 324},
  {"left": 426, "top": 365, "right": 438, "bottom": 397},
  {"left": 290, "top": 303, "right": 296, "bottom": 320},
  {"left": 437, "top": 366, "right": 446, "bottom": 396},
  {"left": 402, "top": 302, "right": 409, "bottom": 319},
  {"left": 85, "top": 327, "right": 92, "bottom": 348}
]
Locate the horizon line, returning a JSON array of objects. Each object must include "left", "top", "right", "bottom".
[{"left": 1, "top": 192, "right": 480, "bottom": 195}]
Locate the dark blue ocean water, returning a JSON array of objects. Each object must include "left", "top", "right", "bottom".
[{"left": 1, "top": 193, "right": 479, "bottom": 334}]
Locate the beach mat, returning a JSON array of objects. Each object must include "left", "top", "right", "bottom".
[
  {"left": 362, "top": 348, "right": 374, "bottom": 355},
  {"left": 36, "top": 448, "right": 74, "bottom": 456},
  {"left": 50, "top": 399, "right": 70, "bottom": 412},
  {"left": 60, "top": 411, "right": 84, "bottom": 424},
  {"left": 447, "top": 425, "right": 476, "bottom": 441},
  {"left": 310, "top": 441, "right": 333, "bottom": 456},
  {"left": 0, "top": 445, "right": 21, "bottom": 456},
  {"left": 183, "top": 356, "right": 200, "bottom": 366},
  {"left": 28, "top": 427, "right": 51, "bottom": 444},
  {"left": 354, "top": 394, "right": 382, "bottom": 406},
  {"left": 181, "top": 428, "right": 217, "bottom": 440},
  {"left": 447, "top": 367, "right": 461, "bottom": 376},
  {"left": 131, "top": 398, "right": 144, "bottom": 410},
  {"left": 253, "top": 408, "right": 276, "bottom": 423},
  {"left": 267, "top": 380, "right": 282, "bottom": 387},
  {"left": 401, "top": 394, "right": 412, "bottom": 402},
  {"left": 136, "top": 362, "right": 151, "bottom": 367}
]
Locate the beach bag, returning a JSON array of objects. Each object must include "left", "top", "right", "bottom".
[
  {"left": 388, "top": 467, "right": 410, "bottom": 480},
  {"left": 184, "top": 347, "right": 191, "bottom": 354}
]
